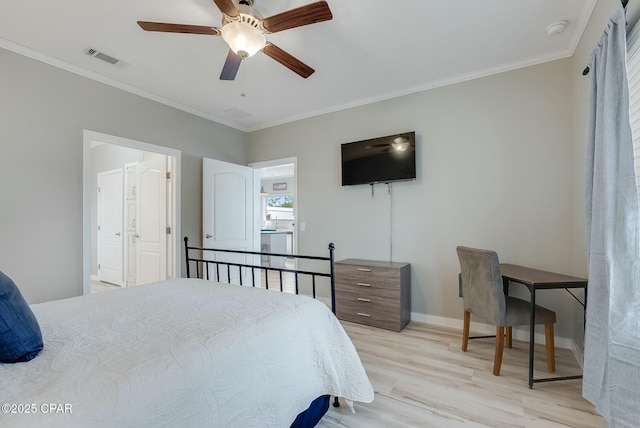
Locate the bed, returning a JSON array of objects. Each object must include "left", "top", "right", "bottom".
[{"left": 0, "top": 241, "right": 374, "bottom": 427}]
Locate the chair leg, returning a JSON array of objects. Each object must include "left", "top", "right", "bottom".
[
  {"left": 506, "top": 326, "right": 512, "bottom": 348},
  {"left": 493, "top": 326, "right": 505, "bottom": 376},
  {"left": 462, "top": 310, "right": 470, "bottom": 352},
  {"left": 545, "top": 323, "right": 556, "bottom": 372}
]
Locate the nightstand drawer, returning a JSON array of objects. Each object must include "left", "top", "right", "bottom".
[
  {"left": 335, "top": 264, "right": 400, "bottom": 290},
  {"left": 335, "top": 281, "right": 399, "bottom": 300},
  {"left": 335, "top": 288, "right": 400, "bottom": 310},
  {"left": 335, "top": 294, "right": 402, "bottom": 331}
]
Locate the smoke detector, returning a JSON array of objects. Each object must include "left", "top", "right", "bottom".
[{"left": 546, "top": 21, "right": 568, "bottom": 36}]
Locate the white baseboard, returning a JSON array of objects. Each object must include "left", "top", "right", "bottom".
[
  {"left": 410, "top": 312, "right": 575, "bottom": 350},
  {"left": 572, "top": 341, "right": 584, "bottom": 369}
]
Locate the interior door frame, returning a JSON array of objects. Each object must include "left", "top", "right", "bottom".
[
  {"left": 248, "top": 157, "right": 298, "bottom": 256},
  {"left": 82, "top": 130, "right": 181, "bottom": 295}
]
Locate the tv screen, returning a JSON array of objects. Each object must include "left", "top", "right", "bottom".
[{"left": 341, "top": 132, "right": 416, "bottom": 186}]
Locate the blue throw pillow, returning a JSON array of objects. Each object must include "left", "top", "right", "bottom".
[{"left": 0, "top": 271, "right": 43, "bottom": 363}]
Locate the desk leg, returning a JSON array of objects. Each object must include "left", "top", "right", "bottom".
[
  {"left": 584, "top": 286, "right": 588, "bottom": 332},
  {"left": 529, "top": 287, "right": 535, "bottom": 389}
]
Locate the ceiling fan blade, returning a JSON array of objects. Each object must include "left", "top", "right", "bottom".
[
  {"left": 212, "top": 0, "right": 239, "bottom": 17},
  {"left": 262, "top": 43, "right": 314, "bottom": 78},
  {"left": 262, "top": 1, "right": 332, "bottom": 33},
  {"left": 220, "top": 49, "right": 243, "bottom": 80},
  {"left": 137, "top": 21, "right": 221, "bottom": 35}
]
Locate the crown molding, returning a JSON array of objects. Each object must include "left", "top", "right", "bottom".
[{"left": 248, "top": 49, "right": 573, "bottom": 132}]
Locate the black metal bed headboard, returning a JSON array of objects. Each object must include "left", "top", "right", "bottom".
[{"left": 183, "top": 237, "right": 336, "bottom": 314}]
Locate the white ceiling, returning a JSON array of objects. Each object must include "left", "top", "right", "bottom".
[{"left": 0, "top": 0, "right": 597, "bottom": 132}]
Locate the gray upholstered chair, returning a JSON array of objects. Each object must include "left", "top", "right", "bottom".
[{"left": 456, "top": 246, "right": 556, "bottom": 376}]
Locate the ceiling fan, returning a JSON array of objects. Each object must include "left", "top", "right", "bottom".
[{"left": 138, "top": 0, "right": 332, "bottom": 80}]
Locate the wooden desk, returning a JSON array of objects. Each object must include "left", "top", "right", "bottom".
[{"left": 500, "top": 263, "right": 588, "bottom": 388}]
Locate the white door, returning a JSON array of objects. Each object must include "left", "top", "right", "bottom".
[
  {"left": 97, "top": 169, "right": 124, "bottom": 286},
  {"left": 203, "top": 158, "right": 258, "bottom": 284},
  {"left": 136, "top": 155, "right": 167, "bottom": 285}
]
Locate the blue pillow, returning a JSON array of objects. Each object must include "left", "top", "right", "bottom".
[{"left": 0, "top": 271, "right": 43, "bottom": 363}]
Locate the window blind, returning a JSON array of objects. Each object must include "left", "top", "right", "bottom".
[{"left": 626, "top": 21, "right": 640, "bottom": 204}]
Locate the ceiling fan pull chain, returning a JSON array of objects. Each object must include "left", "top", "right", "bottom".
[{"left": 240, "top": 61, "right": 246, "bottom": 97}]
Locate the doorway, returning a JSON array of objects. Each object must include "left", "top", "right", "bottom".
[
  {"left": 199, "top": 157, "right": 296, "bottom": 288},
  {"left": 249, "top": 158, "right": 297, "bottom": 265},
  {"left": 82, "top": 130, "right": 181, "bottom": 295}
]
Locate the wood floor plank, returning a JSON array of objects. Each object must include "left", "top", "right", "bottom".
[{"left": 319, "top": 321, "right": 606, "bottom": 427}]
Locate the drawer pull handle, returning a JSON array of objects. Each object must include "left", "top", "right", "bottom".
[
  {"left": 357, "top": 298, "right": 371, "bottom": 302},
  {"left": 357, "top": 268, "right": 372, "bottom": 272},
  {"left": 357, "top": 282, "right": 371, "bottom": 287},
  {"left": 357, "top": 312, "right": 371, "bottom": 317}
]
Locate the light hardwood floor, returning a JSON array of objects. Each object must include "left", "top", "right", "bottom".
[
  {"left": 320, "top": 321, "right": 606, "bottom": 428},
  {"left": 90, "top": 280, "right": 121, "bottom": 293}
]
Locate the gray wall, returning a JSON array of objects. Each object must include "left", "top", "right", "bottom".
[
  {"left": 248, "top": 58, "right": 579, "bottom": 340},
  {"left": 0, "top": 47, "right": 247, "bottom": 304}
]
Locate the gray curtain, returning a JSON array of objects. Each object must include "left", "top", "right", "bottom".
[{"left": 583, "top": 6, "right": 640, "bottom": 427}]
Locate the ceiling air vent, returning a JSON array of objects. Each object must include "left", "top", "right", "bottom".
[{"left": 85, "top": 48, "right": 121, "bottom": 65}]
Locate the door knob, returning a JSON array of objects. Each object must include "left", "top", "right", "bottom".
[
  {"left": 115, "top": 232, "right": 121, "bottom": 236},
  {"left": 205, "top": 234, "right": 213, "bottom": 239},
  {"left": 133, "top": 234, "right": 140, "bottom": 238}
]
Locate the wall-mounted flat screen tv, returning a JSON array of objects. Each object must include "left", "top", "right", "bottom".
[{"left": 341, "top": 132, "right": 416, "bottom": 186}]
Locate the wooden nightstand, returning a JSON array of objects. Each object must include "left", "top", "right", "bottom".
[{"left": 335, "top": 259, "right": 411, "bottom": 332}]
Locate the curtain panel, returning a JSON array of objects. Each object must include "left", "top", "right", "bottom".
[{"left": 583, "top": 6, "right": 640, "bottom": 427}]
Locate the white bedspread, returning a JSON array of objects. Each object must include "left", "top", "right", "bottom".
[{"left": 0, "top": 279, "right": 373, "bottom": 427}]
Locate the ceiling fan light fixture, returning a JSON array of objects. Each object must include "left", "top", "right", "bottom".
[{"left": 221, "top": 15, "right": 266, "bottom": 58}]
